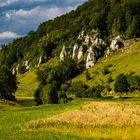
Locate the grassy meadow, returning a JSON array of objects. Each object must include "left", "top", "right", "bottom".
[
  {"left": 0, "top": 98, "right": 140, "bottom": 140},
  {"left": 1, "top": 39, "right": 140, "bottom": 139}
]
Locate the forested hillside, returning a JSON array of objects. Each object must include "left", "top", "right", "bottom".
[
  {"left": 0, "top": 0, "right": 140, "bottom": 102},
  {"left": 0, "top": 0, "right": 140, "bottom": 69}
]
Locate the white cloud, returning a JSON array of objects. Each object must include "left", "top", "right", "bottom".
[
  {"left": 0, "top": 0, "right": 87, "bottom": 43},
  {"left": 0, "top": 0, "right": 18, "bottom": 7},
  {"left": 2, "top": 6, "right": 75, "bottom": 35},
  {"left": 5, "top": 6, "right": 75, "bottom": 19},
  {"left": 0, "top": 32, "right": 21, "bottom": 39}
]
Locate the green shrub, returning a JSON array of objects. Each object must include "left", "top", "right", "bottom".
[
  {"left": 107, "top": 75, "right": 113, "bottom": 83},
  {"left": 114, "top": 73, "right": 128, "bottom": 94},
  {"left": 58, "top": 84, "right": 69, "bottom": 104},
  {"left": 102, "top": 66, "right": 110, "bottom": 75},
  {"left": 88, "top": 84, "right": 104, "bottom": 98},
  {"left": 126, "top": 72, "right": 140, "bottom": 92},
  {"left": 18, "top": 65, "right": 28, "bottom": 74},
  {"left": 34, "top": 85, "right": 43, "bottom": 105},
  {"left": 41, "top": 82, "right": 59, "bottom": 104},
  {"left": 70, "top": 81, "right": 89, "bottom": 98}
]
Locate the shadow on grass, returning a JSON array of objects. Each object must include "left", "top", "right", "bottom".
[{"left": 16, "top": 98, "right": 35, "bottom": 107}]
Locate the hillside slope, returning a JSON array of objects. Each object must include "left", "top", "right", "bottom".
[
  {"left": 15, "top": 39, "right": 140, "bottom": 97},
  {"left": 0, "top": 0, "right": 140, "bottom": 70}
]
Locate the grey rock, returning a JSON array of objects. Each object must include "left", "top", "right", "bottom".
[
  {"left": 72, "top": 43, "right": 79, "bottom": 61},
  {"left": 86, "top": 47, "right": 96, "bottom": 68},
  {"left": 60, "top": 46, "right": 67, "bottom": 61}
]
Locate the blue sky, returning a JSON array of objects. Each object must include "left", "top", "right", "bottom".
[{"left": 0, "top": 0, "right": 87, "bottom": 44}]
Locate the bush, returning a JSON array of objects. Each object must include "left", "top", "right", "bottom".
[
  {"left": 18, "top": 65, "right": 28, "bottom": 74},
  {"left": 102, "top": 66, "right": 110, "bottom": 75},
  {"left": 70, "top": 81, "right": 89, "bottom": 98},
  {"left": 88, "top": 84, "right": 104, "bottom": 98},
  {"left": 126, "top": 72, "right": 140, "bottom": 92},
  {"left": 58, "top": 84, "right": 69, "bottom": 104},
  {"left": 114, "top": 73, "right": 128, "bottom": 94},
  {"left": 107, "top": 75, "right": 113, "bottom": 83},
  {"left": 41, "top": 82, "right": 59, "bottom": 104},
  {"left": 34, "top": 85, "right": 43, "bottom": 105}
]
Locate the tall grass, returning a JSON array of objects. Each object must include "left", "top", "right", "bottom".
[{"left": 24, "top": 101, "right": 140, "bottom": 139}]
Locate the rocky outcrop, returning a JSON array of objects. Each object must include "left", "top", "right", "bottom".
[
  {"left": 78, "top": 45, "right": 88, "bottom": 60},
  {"left": 85, "top": 35, "right": 90, "bottom": 46},
  {"left": 86, "top": 47, "right": 96, "bottom": 68},
  {"left": 12, "top": 68, "right": 16, "bottom": 75},
  {"left": 24, "top": 60, "right": 30, "bottom": 70},
  {"left": 16, "top": 64, "right": 19, "bottom": 74},
  {"left": 58, "top": 31, "right": 115, "bottom": 69},
  {"left": 78, "top": 47, "right": 83, "bottom": 60},
  {"left": 72, "top": 43, "right": 79, "bottom": 61},
  {"left": 60, "top": 46, "right": 67, "bottom": 61},
  {"left": 37, "top": 56, "right": 43, "bottom": 67},
  {"left": 110, "top": 36, "right": 122, "bottom": 51}
]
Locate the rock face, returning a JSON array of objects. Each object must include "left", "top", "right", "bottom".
[
  {"left": 16, "top": 64, "right": 19, "bottom": 74},
  {"left": 24, "top": 60, "right": 29, "bottom": 70},
  {"left": 110, "top": 36, "right": 122, "bottom": 51},
  {"left": 12, "top": 68, "right": 16, "bottom": 75},
  {"left": 60, "top": 46, "right": 67, "bottom": 61},
  {"left": 72, "top": 43, "right": 79, "bottom": 61},
  {"left": 85, "top": 35, "right": 90, "bottom": 45},
  {"left": 86, "top": 47, "right": 96, "bottom": 68},
  {"left": 58, "top": 31, "right": 121, "bottom": 69},
  {"left": 37, "top": 56, "right": 43, "bottom": 67}
]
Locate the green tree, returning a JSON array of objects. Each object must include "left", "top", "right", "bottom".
[
  {"left": 112, "top": 17, "right": 121, "bottom": 36},
  {"left": 125, "top": 16, "right": 140, "bottom": 38},
  {"left": 41, "top": 82, "right": 59, "bottom": 104},
  {"left": 58, "top": 83, "right": 69, "bottom": 103},
  {"left": 114, "top": 73, "right": 128, "bottom": 94},
  {"left": 88, "top": 84, "right": 104, "bottom": 98},
  {"left": 34, "top": 85, "right": 43, "bottom": 105},
  {"left": 0, "top": 65, "right": 17, "bottom": 100},
  {"left": 70, "top": 81, "right": 89, "bottom": 98},
  {"left": 126, "top": 72, "right": 140, "bottom": 92}
]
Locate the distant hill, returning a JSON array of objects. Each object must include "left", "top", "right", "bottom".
[{"left": 0, "top": 0, "right": 140, "bottom": 70}]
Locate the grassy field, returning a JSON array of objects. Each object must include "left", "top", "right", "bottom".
[
  {"left": 0, "top": 97, "right": 140, "bottom": 140},
  {"left": 15, "top": 71, "right": 39, "bottom": 97},
  {"left": 1, "top": 39, "right": 140, "bottom": 139}
]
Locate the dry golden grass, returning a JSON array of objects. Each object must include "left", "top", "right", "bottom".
[
  {"left": 24, "top": 102, "right": 140, "bottom": 139},
  {"left": 25, "top": 102, "right": 140, "bottom": 129}
]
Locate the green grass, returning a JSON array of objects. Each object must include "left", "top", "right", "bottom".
[
  {"left": 0, "top": 99, "right": 91, "bottom": 140},
  {"left": 15, "top": 71, "right": 39, "bottom": 97},
  {"left": 0, "top": 98, "right": 140, "bottom": 140},
  {"left": 2, "top": 39, "right": 140, "bottom": 139},
  {"left": 15, "top": 57, "right": 58, "bottom": 97}
]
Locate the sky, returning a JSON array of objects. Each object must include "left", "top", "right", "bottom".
[{"left": 0, "top": 0, "right": 87, "bottom": 45}]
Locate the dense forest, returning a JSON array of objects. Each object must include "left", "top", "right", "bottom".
[
  {"left": 0, "top": 0, "right": 140, "bottom": 69},
  {"left": 0, "top": 0, "right": 140, "bottom": 101}
]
